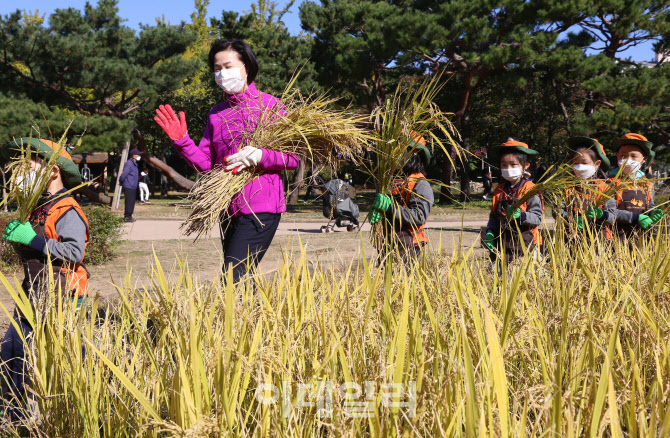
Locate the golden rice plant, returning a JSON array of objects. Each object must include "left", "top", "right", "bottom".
[
  {"left": 1, "top": 128, "right": 82, "bottom": 223},
  {"left": 364, "top": 72, "right": 461, "bottom": 251},
  {"left": 181, "top": 76, "right": 375, "bottom": 239},
  {"left": 2, "top": 218, "right": 670, "bottom": 436}
]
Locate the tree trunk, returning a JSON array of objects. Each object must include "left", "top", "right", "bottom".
[
  {"left": 1, "top": 167, "right": 7, "bottom": 212},
  {"left": 440, "top": 148, "right": 454, "bottom": 204},
  {"left": 458, "top": 107, "right": 472, "bottom": 202},
  {"left": 287, "top": 158, "right": 305, "bottom": 205},
  {"left": 143, "top": 154, "right": 194, "bottom": 191},
  {"left": 131, "top": 129, "right": 195, "bottom": 191},
  {"left": 78, "top": 186, "right": 112, "bottom": 205}
]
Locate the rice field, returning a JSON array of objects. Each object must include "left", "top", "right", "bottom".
[{"left": 1, "top": 222, "right": 670, "bottom": 437}]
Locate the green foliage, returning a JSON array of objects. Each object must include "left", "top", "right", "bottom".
[
  {"left": 0, "top": 0, "right": 198, "bottom": 124},
  {"left": 300, "top": 0, "right": 422, "bottom": 109},
  {"left": 0, "top": 93, "right": 131, "bottom": 152},
  {"left": 0, "top": 212, "right": 20, "bottom": 272},
  {"left": 82, "top": 206, "right": 125, "bottom": 265}
]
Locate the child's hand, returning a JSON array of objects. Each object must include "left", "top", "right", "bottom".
[
  {"left": 506, "top": 206, "right": 521, "bottom": 219},
  {"left": 372, "top": 193, "right": 391, "bottom": 211},
  {"left": 3, "top": 220, "right": 37, "bottom": 246},
  {"left": 483, "top": 232, "right": 495, "bottom": 251},
  {"left": 369, "top": 210, "right": 382, "bottom": 225},
  {"left": 649, "top": 209, "right": 666, "bottom": 223},
  {"left": 586, "top": 207, "right": 604, "bottom": 220},
  {"left": 638, "top": 214, "right": 653, "bottom": 229}
]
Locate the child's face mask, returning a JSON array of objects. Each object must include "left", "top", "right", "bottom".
[
  {"left": 501, "top": 167, "right": 523, "bottom": 182},
  {"left": 618, "top": 158, "right": 642, "bottom": 175},
  {"left": 15, "top": 170, "right": 42, "bottom": 194},
  {"left": 573, "top": 164, "right": 597, "bottom": 180}
]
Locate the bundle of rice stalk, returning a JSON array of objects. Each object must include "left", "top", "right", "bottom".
[
  {"left": 364, "top": 72, "right": 461, "bottom": 251},
  {"left": 1, "top": 126, "right": 86, "bottom": 224},
  {"left": 182, "top": 78, "right": 375, "bottom": 240},
  {"left": 510, "top": 164, "right": 652, "bottom": 214}
]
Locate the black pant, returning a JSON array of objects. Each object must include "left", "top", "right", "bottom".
[
  {"left": 220, "top": 213, "right": 281, "bottom": 282},
  {"left": 123, "top": 187, "right": 137, "bottom": 219}
]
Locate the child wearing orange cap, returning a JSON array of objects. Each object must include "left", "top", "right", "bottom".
[
  {"left": 608, "top": 133, "right": 665, "bottom": 245},
  {"left": 555, "top": 137, "right": 616, "bottom": 243},
  {"left": 369, "top": 133, "right": 434, "bottom": 260},
  {"left": 483, "top": 140, "right": 544, "bottom": 264},
  {"left": 0, "top": 138, "right": 90, "bottom": 417}
]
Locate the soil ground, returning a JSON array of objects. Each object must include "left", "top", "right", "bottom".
[{"left": 0, "top": 188, "right": 535, "bottom": 331}]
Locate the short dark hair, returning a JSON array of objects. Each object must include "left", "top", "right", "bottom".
[
  {"left": 403, "top": 153, "right": 427, "bottom": 176},
  {"left": 568, "top": 147, "right": 598, "bottom": 164},
  {"left": 500, "top": 151, "right": 528, "bottom": 167},
  {"left": 208, "top": 39, "right": 259, "bottom": 84}
]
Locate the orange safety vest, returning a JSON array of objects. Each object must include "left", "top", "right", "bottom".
[
  {"left": 392, "top": 173, "right": 428, "bottom": 245},
  {"left": 611, "top": 178, "right": 654, "bottom": 210},
  {"left": 29, "top": 195, "right": 90, "bottom": 296},
  {"left": 565, "top": 179, "right": 613, "bottom": 241},
  {"left": 491, "top": 178, "right": 543, "bottom": 245}
]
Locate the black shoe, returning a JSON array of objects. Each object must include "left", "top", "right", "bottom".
[{"left": 125, "top": 218, "right": 136, "bottom": 223}]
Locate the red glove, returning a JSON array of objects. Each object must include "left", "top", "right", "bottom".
[{"left": 154, "top": 104, "right": 188, "bottom": 141}]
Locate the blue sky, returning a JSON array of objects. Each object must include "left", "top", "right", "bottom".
[{"left": 0, "top": 0, "right": 659, "bottom": 62}]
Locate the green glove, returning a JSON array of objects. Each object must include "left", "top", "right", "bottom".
[
  {"left": 576, "top": 215, "right": 584, "bottom": 230},
  {"left": 372, "top": 193, "right": 391, "bottom": 212},
  {"left": 506, "top": 206, "right": 521, "bottom": 219},
  {"left": 369, "top": 210, "right": 382, "bottom": 225},
  {"left": 3, "top": 220, "right": 37, "bottom": 246},
  {"left": 649, "top": 209, "right": 666, "bottom": 223},
  {"left": 586, "top": 207, "right": 604, "bottom": 220},
  {"left": 638, "top": 214, "right": 653, "bottom": 229},
  {"left": 483, "top": 232, "right": 495, "bottom": 251}
]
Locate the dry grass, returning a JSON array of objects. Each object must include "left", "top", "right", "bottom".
[
  {"left": 364, "top": 73, "right": 461, "bottom": 251},
  {"left": 1, "top": 219, "right": 670, "bottom": 436}
]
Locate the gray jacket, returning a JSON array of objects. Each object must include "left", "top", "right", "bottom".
[
  {"left": 387, "top": 179, "right": 434, "bottom": 230},
  {"left": 486, "top": 179, "right": 544, "bottom": 234}
]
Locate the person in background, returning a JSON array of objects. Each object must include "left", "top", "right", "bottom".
[
  {"left": 139, "top": 168, "right": 150, "bottom": 204},
  {"left": 608, "top": 133, "right": 665, "bottom": 247},
  {"left": 119, "top": 148, "right": 142, "bottom": 223},
  {"left": 482, "top": 166, "right": 492, "bottom": 200},
  {"left": 483, "top": 140, "right": 544, "bottom": 265}
]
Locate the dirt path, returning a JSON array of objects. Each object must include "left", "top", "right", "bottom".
[{"left": 0, "top": 217, "right": 494, "bottom": 330}]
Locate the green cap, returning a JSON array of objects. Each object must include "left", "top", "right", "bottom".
[
  {"left": 567, "top": 136, "right": 611, "bottom": 170},
  {"left": 1, "top": 138, "right": 82, "bottom": 188},
  {"left": 613, "top": 133, "right": 653, "bottom": 158}
]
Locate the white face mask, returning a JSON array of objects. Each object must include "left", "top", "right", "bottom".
[
  {"left": 501, "top": 166, "right": 523, "bottom": 183},
  {"left": 15, "top": 170, "right": 41, "bottom": 194},
  {"left": 618, "top": 158, "right": 642, "bottom": 175},
  {"left": 215, "top": 68, "right": 247, "bottom": 94},
  {"left": 573, "top": 164, "right": 596, "bottom": 180},
  {"left": 135, "top": 156, "right": 141, "bottom": 162}
]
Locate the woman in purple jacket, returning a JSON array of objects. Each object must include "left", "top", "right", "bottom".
[{"left": 154, "top": 40, "right": 299, "bottom": 282}]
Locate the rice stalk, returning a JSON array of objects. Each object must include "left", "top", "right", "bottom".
[
  {"left": 2, "top": 207, "right": 670, "bottom": 436},
  {"left": 363, "top": 72, "right": 462, "bottom": 251}
]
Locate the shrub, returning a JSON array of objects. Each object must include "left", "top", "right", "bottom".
[
  {"left": 0, "top": 212, "right": 20, "bottom": 272},
  {"left": 83, "top": 206, "right": 125, "bottom": 265}
]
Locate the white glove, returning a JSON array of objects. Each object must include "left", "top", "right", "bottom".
[{"left": 224, "top": 146, "right": 263, "bottom": 173}]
